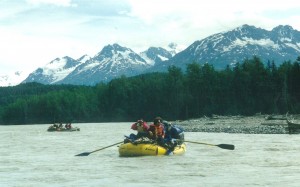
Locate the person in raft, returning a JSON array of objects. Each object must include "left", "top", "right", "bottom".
[
  {"left": 132, "top": 119, "right": 149, "bottom": 138},
  {"left": 126, "top": 119, "right": 149, "bottom": 142},
  {"left": 162, "top": 120, "right": 185, "bottom": 151},
  {"left": 148, "top": 117, "right": 165, "bottom": 146}
]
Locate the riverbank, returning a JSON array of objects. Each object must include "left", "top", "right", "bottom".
[{"left": 175, "top": 114, "right": 300, "bottom": 134}]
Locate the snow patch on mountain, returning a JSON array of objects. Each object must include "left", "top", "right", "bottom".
[
  {"left": 77, "top": 55, "right": 91, "bottom": 63},
  {"left": 285, "top": 43, "right": 300, "bottom": 52},
  {"left": 82, "top": 62, "right": 100, "bottom": 72},
  {"left": 139, "top": 53, "right": 155, "bottom": 65},
  {"left": 16, "top": 24, "right": 300, "bottom": 86},
  {"left": 22, "top": 56, "right": 83, "bottom": 84},
  {"left": 41, "top": 57, "right": 80, "bottom": 83},
  {"left": 232, "top": 38, "right": 280, "bottom": 49}
]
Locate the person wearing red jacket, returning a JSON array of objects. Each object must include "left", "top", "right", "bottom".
[
  {"left": 148, "top": 117, "right": 165, "bottom": 145},
  {"left": 131, "top": 119, "right": 149, "bottom": 139}
]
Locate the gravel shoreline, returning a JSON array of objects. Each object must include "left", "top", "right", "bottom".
[{"left": 174, "top": 114, "right": 300, "bottom": 134}]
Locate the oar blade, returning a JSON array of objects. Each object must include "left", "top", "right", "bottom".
[
  {"left": 75, "top": 152, "right": 91, "bottom": 156},
  {"left": 217, "top": 144, "right": 235, "bottom": 150}
]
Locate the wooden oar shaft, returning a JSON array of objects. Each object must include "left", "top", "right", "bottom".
[
  {"left": 75, "top": 141, "right": 123, "bottom": 156},
  {"left": 184, "top": 140, "right": 235, "bottom": 150},
  {"left": 184, "top": 140, "right": 216, "bottom": 146},
  {"left": 90, "top": 141, "right": 123, "bottom": 153}
]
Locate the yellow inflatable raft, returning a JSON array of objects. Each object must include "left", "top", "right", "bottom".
[{"left": 118, "top": 142, "right": 186, "bottom": 157}]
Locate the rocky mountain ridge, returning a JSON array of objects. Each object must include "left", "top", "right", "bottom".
[{"left": 2, "top": 24, "right": 299, "bottom": 86}]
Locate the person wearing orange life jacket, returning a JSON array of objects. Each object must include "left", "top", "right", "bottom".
[{"left": 148, "top": 117, "right": 165, "bottom": 145}]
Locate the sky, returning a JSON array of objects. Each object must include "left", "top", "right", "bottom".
[{"left": 1, "top": 0, "right": 300, "bottom": 76}]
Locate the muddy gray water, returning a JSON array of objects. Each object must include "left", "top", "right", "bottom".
[{"left": 1, "top": 123, "right": 300, "bottom": 187}]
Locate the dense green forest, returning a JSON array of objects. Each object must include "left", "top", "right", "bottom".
[{"left": 0, "top": 56, "right": 299, "bottom": 125}]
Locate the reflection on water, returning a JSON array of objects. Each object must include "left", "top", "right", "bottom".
[{"left": 0, "top": 123, "right": 300, "bottom": 187}]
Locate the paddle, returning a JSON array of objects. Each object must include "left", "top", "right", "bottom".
[
  {"left": 184, "top": 140, "right": 235, "bottom": 150},
  {"left": 75, "top": 141, "right": 123, "bottom": 156}
]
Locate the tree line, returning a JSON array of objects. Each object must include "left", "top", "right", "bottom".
[{"left": 0, "top": 56, "right": 299, "bottom": 125}]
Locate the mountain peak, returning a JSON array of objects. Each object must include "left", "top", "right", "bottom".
[
  {"left": 234, "top": 24, "right": 257, "bottom": 31},
  {"left": 272, "top": 25, "right": 294, "bottom": 32},
  {"left": 241, "top": 24, "right": 255, "bottom": 29},
  {"left": 159, "top": 24, "right": 300, "bottom": 72},
  {"left": 105, "top": 43, "right": 129, "bottom": 52},
  {"left": 140, "top": 46, "right": 173, "bottom": 65},
  {"left": 77, "top": 54, "right": 91, "bottom": 63},
  {"left": 272, "top": 25, "right": 296, "bottom": 37},
  {"left": 232, "top": 24, "right": 266, "bottom": 35},
  {"left": 12, "top": 24, "right": 300, "bottom": 86},
  {"left": 22, "top": 56, "right": 82, "bottom": 85},
  {"left": 271, "top": 25, "right": 300, "bottom": 42},
  {"left": 48, "top": 56, "right": 79, "bottom": 69},
  {"left": 96, "top": 43, "right": 134, "bottom": 58}
]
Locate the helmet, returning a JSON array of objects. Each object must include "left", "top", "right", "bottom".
[{"left": 154, "top": 117, "right": 162, "bottom": 124}]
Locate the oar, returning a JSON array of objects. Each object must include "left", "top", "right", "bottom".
[
  {"left": 184, "top": 140, "right": 235, "bottom": 150},
  {"left": 75, "top": 141, "right": 123, "bottom": 156}
]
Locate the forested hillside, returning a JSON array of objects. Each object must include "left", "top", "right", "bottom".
[{"left": 1, "top": 56, "right": 299, "bottom": 125}]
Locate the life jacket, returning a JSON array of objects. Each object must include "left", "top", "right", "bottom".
[{"left": 149, "top": 123, "right": 165, "bottom": 139}]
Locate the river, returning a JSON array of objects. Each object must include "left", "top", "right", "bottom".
[{"left": 0, "top": 123, "right": 300, "bottom": 187}]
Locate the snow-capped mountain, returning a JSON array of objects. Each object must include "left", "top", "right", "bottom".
[
  {"left": 14, "top": 24, "right": 300, "bottom": 86},
  {"left": 55, "top": 44, "right": 151, "bottom": 85},
  {"left": 140, "top": 47, "right": 173, "bottom": 65},
  {"left": 0, "top": 71, "right": 28, "bottom": 87},
  {"left": 151, "top": 24, "right": 300, "bottom": 71},
  {"left": 21, "top": 43, "right": 176, "bottom": 86},
  {"left": 139, "top": 43, "right": 183, "bottom": 66},
  {"left": 22, "top": 56, "right": 86, "bottom": 85}
]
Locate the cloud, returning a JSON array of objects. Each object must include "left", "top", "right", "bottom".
[
  {"left": 127, "top": 0, "right": 300, "bottom": 28},
  {"left": 125, "top": 0, "right": 300, "bottom": 44},
  {"left": 26, "top": 0, "right": 76, "bottom": 7},
  {"left": 1, "top": 0, "right": 300, "bottom": 76}
]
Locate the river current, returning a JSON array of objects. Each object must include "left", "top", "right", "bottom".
[{"left": 1, "top": 123, "right": 300, "bottom": 187}]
